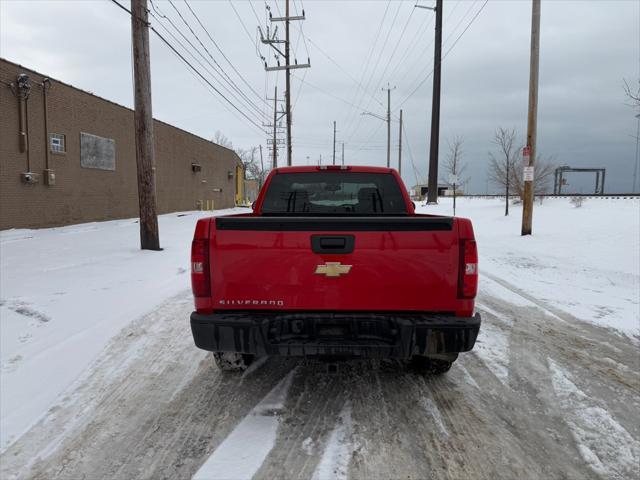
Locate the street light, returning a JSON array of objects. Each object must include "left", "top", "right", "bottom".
[{"left": 361, "top": 111, "right": 390, "bottom": 167}]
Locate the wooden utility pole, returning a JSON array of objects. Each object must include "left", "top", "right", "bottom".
[
  {"left": 272, "top": 86, "right": 278, "bottom": 168},
  {"left": 341, "top": 142, "right": 344, "bottom": 166},
  {"left": 259, "top": 144, "right": 265, "bottom": 188},
  {"left": 131, "top": 0, "right": 160, "bottom": 250},
  {"left": 521, "top": 0, "right": 541, "bottom": 235},
  {"left": 398, "top": 109, "right": 403, "bottom": 176},
  {"left": 426, "top": 0, "right": 443, "bottom": 204},
  {"left": 386, "top": 86, "right": 391, "bottom": 168},
  {"left": 332, "top": 121, "right": 336, "bottom": 165},
  {"left": 284, "top": 0, "right": 292, "bottom": 166}
]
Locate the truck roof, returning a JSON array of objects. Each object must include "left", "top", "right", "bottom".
[{"left": 272, "top": 165, "right": 396, "bottom": 174}]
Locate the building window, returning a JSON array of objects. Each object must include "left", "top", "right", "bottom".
[{"left": 50, "top": 133, "right": 66, "bottom": 153}]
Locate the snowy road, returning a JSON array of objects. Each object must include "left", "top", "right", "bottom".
[{"left": 2, "top": 278, "right": 638, "bottom": 480}]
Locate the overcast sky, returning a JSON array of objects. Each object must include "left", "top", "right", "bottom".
[{"left": 2, "top": 0, "right": 639, "bottom": 193}]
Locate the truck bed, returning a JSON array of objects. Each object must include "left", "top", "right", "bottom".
[{"left": 205, "top": 213, "right": 474, "bottom": 317}]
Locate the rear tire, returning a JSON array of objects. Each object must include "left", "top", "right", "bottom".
[
  {"left": 410, "top": 355, "right": 455, "bottom": 375},
  {"left": 212, "top": 352, "right": 254, "bottom": 372}
]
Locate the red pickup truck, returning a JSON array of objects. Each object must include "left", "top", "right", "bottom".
[{"left": 190, "top": 166, "right": 480, "bottom": 374}]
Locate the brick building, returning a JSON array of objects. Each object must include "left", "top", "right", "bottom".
[{"left": 0, "top": 58, "right": 244, "bottom": 230}]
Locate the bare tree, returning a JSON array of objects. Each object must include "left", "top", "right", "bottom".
[
  {"left": 488, "top": 128, "right": 556, "bottom": 215},
  {"left": 510, "top": 154, "right": 556, "bottom": 199},
  {"left": 623, "top": 78, "right": 640, "bottom": 108},
  {"left": 488, "top": 127, "right": 518, "bottom": 216},
  {"left": 236, "top": 146, "right": 268, "bottom": 189},
  {"left": 441, "top": 136, "right": 468, "bottom": 215},
  {"left": 212, "top": 130, "right": 233, "bottom": 150}
]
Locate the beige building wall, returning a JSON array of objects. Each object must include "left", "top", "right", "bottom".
[{"left": 0, "top": 58, "right": 241, "bottom": 230}]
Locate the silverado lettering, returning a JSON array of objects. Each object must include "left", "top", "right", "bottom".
[{"left": 190, "top": 165, "right": 481, "bottom": 374}]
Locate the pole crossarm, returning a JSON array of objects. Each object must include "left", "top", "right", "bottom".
[
  {"left": 414, "top": 4, "right": 436, "bottom": 10},
  {"left": 361, "top": 111, "right": 387, "bottom": 122},
  {"left": 270, "top": 15, "right": 306, "bottom": 22},
  {"left": 265, "top": 63, "right": 311, "bottom": 72}
]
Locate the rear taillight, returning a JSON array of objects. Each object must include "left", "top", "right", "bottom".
[
  {"left": 191, "top": 238, "right": 210, "bottom": 298},
  {"left": 458, "top": 239, "right": 478, "bottom": 299}
]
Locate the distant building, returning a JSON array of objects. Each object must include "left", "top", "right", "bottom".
[
  {"left": 411, "top": 183, "right": 458, "bottom": 199},
  {"left": 0, "top": 58, "right": 244, "bottom": 230}
]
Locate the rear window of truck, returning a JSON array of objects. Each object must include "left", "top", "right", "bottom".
[{"left": 261, "top": 172, "right": 408, "bottom": 215}]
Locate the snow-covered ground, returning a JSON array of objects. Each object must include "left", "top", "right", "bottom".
[
  {"left": 0, "top": 208, "right": 245, "bottom": 451},
  {"left": 419, "top": 197, "right": 640, "bottom": 337},
  {"left": 1, "top": 197, "right": 639, "bottom": 479}
]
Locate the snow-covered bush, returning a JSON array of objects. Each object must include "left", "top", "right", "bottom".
[{"left": 570, "top": 196, "right": 585, "bottom": 208}]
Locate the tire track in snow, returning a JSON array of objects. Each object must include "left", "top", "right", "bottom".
[
  {"left": 192, "top": 369, "right": 296, "bottom": 480},
  {"left": 419, "top": 394, "right": 449, "bottom": 438},
  {"left": 311, "top": 401, "right": 357, "bottom": 480},
  {"left": 548, "top": 358, "right": 640, "bottom": 479},
  {"left": 471, "top": 321, "right": 510, "bottom": 385}
]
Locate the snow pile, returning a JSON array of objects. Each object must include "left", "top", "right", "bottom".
[
  {"left": 419, "top": 197, "right": 640, "bottom": 336},
  {"left": 0, "top": 208, "right": 244, "bottom": 451}
]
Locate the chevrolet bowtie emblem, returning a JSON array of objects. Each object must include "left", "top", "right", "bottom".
[{"left": 315, "top": 262, "right": 352, "bottom": 278}]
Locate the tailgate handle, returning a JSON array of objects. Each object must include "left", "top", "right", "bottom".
[{"left": 311, "top": 235, "right": 355, "bottom": 254}]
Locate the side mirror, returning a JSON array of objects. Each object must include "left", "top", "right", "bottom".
[
  {"left": 412, "top": 201, "right": 416, "bottom": 210},
  {"left": 251, "top": 202, "right": 255, "bottom": 211}
]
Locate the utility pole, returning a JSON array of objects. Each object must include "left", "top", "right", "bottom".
[
  {"left": 386, "top": 86, "right": 391, "bottom": 168},
  {"left": 398, "top": 109, "right": 403, "bottom": 176},
  {"left": 259, "top": 144, "right": 265, "bottom": 188},
  {"left": 272, "top": 86, "right": 278, "bottom": 168},
  {"left": 261, "top": 2, "right": 310, "bottom": 167},
  {"left": 332, "top": 121, "right": 336, "bottom": 165},
  {"left": 341, "top": 142, "right": 344, "bottom": 166},
  {"left": 634, "top": 113, "right": 640, "bottom": 193},
  {"left": 416, "top": 0, "right": 442, "bottom": 204},
  {"left": 131, "top": 0, "right": 160, "bottom": 250},
  {"left": 284, "top": 0, "right": 292, "bottom": 166},
  {"left": 521, "top": 0, "right": 541, "bottom": 236}
]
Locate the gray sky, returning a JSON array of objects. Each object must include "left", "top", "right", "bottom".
[{"left": 2, "top": 0, "right": 639, "bottom": 193}]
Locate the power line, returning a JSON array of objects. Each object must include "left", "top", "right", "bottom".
[
  {"left": 397, "top": 0, "right": 489, "bottom": 108},
  {"left": 391, "top": 0, "right": 478, "bottom": 111},
  {"left": 343, "top": 1, "right": 405, "bottom": 143},
  {"left": 165, "top": 1, "right": 267, "bottom": 119},
  {"left": 108, "top": 0, "right": 266, "bottom": 134},
  {"left": 183, "top": 0, "right": 267, "bottom": 105},
  {"left": 298, "top": 34, "right": 384, "bottom": 109},
  {"left": 339, "top": 1, "right": 392, "bottom": 139},
  {"left": 387, "top": 0, "right": 466, "bottom": 99},
  {"left": 403, "top": 120, "right": 424, "bottom": 186},
  {"left": 150, "top": 0, "right": 267, "bottom": 120},
  {"left": 149, "top": 10, "right": 266, "bottom": 126},
  {"left": 290, "top": 72, "right": 375, "bottom": 111},
  {"left": 370, "top": 6, "right": 416, "bottom": 102},
  {"left": 228, "top": 0, "right": 261, "bottom": 54},
  {"left": 248, "top": 0, "right": 262, "bottom": 24}
]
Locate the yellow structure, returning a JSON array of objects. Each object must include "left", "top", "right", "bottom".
[{"left": 235, "top": 165, "right": 244, "bottom": 206}]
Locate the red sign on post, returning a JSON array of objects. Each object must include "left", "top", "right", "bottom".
[{"left": 522, "top": 146, "right": 531, "bottom": 158}]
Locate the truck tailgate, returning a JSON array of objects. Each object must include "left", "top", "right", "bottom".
[{"left": 210, "top": 216, "right": 460, "bottom": 312}]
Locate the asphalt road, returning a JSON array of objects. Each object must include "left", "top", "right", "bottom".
[{"left": 1, "top": 279, "right": 638, "bottom": 480}]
